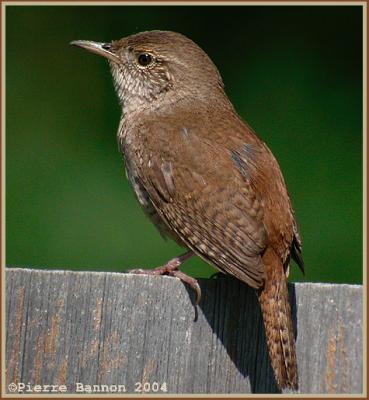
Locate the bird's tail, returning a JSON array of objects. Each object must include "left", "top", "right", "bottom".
[{"left": 257, "top": 248, "right": 298, "bottom": 391}]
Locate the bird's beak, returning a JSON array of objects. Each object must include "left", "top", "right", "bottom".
[{"left": 70, "top": 40, "right": 119, "bottom": 63}]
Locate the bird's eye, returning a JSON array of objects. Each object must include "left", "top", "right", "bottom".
[{"left": 137, "top": 53, "right": 153, "bottom": 67}]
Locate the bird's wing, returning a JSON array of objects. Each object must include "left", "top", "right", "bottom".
[
  {"left": 291, "top": 221, "right": 304, "bottom": 274},
  {"left": 139, "top": 122, "right": 269, "bottom": 289}
]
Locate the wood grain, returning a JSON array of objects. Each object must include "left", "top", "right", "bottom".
[{"left": 5, "top": 268, "right": 363, "bottom": 394}]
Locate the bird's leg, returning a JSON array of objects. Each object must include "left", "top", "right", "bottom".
[
  {"left": 128, "top": 251, "right": 193, "bottom": 275},
  {"left": 128, "top": 251, "right": 201, "bottom": 304}
]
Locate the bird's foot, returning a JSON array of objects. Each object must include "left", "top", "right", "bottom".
[
  {"left": 128, "top": 251, "right": 201, "bottom": 304},
  {"left": 128, "top": 251, "right": 193, "bottom": 275},
  {"left": 167, "top": 269, "right": 201, "bottom": 305}
]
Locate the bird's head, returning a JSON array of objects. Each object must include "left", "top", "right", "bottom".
[{"left": 71, "top": 30, "right": 224, "bottom": 113}]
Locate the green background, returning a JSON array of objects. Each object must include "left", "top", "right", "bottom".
[{"left": 6, "top": 5, "right": 363, "bottom": 284}]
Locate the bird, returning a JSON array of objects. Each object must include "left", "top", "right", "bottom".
[{"left": 71, "top": 30, "right": 304, "bottom": 391}]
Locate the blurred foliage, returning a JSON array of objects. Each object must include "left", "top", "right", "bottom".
[{"left": 6, "top": 5, "right": 363, "bottom": 284}]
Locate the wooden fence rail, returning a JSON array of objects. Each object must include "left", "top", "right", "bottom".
[{"left": 5, "top": 268, "right": 363, "bottom": 395}]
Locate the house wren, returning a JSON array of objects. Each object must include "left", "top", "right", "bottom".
[{"left": 71, "top": 31, "right": 304, "bottom": 391}]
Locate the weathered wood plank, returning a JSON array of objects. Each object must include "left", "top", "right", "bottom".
[{"left": 5, "top": 268, "right": 363, "bottom": 395}]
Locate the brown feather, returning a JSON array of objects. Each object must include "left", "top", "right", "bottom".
[
  {"left": 258, "top": 247, "right": 298, "bottom": 390},
  {"left": 75, "top": 30, "right": 304, "bottom": 391}
]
